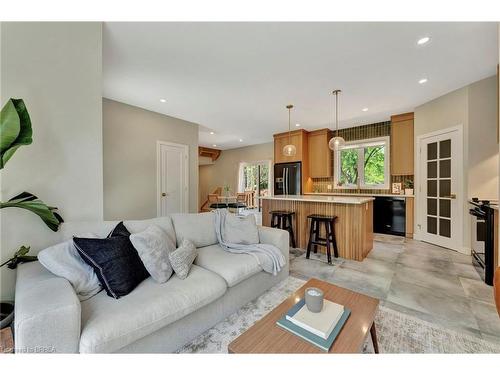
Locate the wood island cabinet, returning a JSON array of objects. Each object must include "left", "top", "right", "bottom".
[
  {"left": 308, "top": 128, "right": 333, "bottom": 178},
  {"left": 391, "top": 112, "right": 414, "bottom": 176},
  {"left": 405, "top": 197, "right": 414, "bottom": 238}
]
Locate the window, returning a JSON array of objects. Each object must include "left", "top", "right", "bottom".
[
  {"left": 238, "top": 160, "right": 272, "bottom": 209},
  {"left": 334, "top": 136, "right": 390, "bottom": 189}
]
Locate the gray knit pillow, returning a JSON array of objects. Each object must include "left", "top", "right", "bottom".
[
  {"left": 129, "top": 225, "right": 175, "bottom": 283},
  {"left": 169, "top": 239, "right": 198, "bottom": 279}
]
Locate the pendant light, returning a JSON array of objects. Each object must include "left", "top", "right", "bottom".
[
  {"left": 328, "top": 89, "right": 345, "bottom": 150},
  {"left": 282, "top": 104, "right": 297, "bottom": 157}
]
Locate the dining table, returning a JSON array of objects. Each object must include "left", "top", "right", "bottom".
[{"left": 217, "top": 195, "right": 237, "bottom": 203}]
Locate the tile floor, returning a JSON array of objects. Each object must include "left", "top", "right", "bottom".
[{"left": 289, "top": 234, "right": 500, "bottom": 344}]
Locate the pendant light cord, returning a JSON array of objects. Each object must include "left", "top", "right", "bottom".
[
  {"left": 288, "top": 106, "right": 291, "bottom": 143},
  {"left": 286, "top": 104, "right": 293, "bottom": 144},
  {"left": 333, "top": 90, "right": 340, "bottom": 138},
  {"left": 336, "top": 91, "right": 339, "bottom": 138}
]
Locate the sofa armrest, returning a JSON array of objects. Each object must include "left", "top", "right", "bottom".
[
  {"left": 258, "top": 225, "right": 289, "bottom": 264},
  {"left": 14, "top": 262, "right": 81, "bottom": 353}
]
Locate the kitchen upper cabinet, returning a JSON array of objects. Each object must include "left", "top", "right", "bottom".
[
  {"left": 308, "top": 129, "right": 333, "bottom": 177},
  {"left": 273, "top": 129, "right": 308, "bottom": 164},
  {"left": 274, "top": 129, "right": 310, "bottom": 193},
  {"left": 391, "top": 112, "right": 414, "bottom": 176}
]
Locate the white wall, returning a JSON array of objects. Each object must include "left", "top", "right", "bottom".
[
  {"left": 103, "top": 98, "right": 199, "bottom": 219},
  {"left": 0, "top": 22, "right": 103, "bottom": 300},
  {"left": 414, "top": 75, "right": 498, "bottom": 253}
]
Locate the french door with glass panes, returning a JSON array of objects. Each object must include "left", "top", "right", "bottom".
[{"left": 418, "top": 127, "right": 463, "bottom": 251}]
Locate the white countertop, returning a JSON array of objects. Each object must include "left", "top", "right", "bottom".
[
  {"left": 306, "top": 192, "right": 415, "bottom": 198},
  {"left": 259, "top": 195, "right": 374, "bottom": 204}
]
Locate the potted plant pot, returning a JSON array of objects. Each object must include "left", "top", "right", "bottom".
[
  {"left": 404, "top": 188, "right": 414, "bottom": 196},
  {"left": 0, "top": 301, "right": 14, "bottom": 329}
]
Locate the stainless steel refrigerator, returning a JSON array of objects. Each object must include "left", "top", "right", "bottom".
[{"left": 274, "top": 162, "right": 302, "bottom": 195}]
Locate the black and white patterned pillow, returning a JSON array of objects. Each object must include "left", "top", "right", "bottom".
[{"left": 168, "top": 239, "right": 198, "bottom": 280}]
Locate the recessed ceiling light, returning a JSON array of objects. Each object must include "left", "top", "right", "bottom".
[
  {"left": 417, "top": 36, "right": 431, "bottom": 45},
  {"left": 239, "top": 139, "right": 243, "bottom": 142},
  {"left": 209, "top": 131, "right": 215, "bottom": 135},
  {"left": 419, "top": 78, "right": 428, "bottom": 84},
  {"left": 160, "top": 99, "right": 166, "bottom": 103},
  {"left": 212, "top": 144, "right": 217, "bottom": 147},
  {"left": 295, "top": 123, "right": 301, "bottom": 127},
  {"left": 362, "top": 108, "right": 369, "bottom": 112}
]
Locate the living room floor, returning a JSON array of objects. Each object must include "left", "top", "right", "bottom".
[{"left": 289, "top": 234, "right": 500, "bottom": 345}]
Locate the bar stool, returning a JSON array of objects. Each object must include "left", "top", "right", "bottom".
[
  {"left": 306, "top": 214, "right": 339, "bottom": 264},
  {"left": 270, "top": 211, "right": 296, "bottom": 248}
]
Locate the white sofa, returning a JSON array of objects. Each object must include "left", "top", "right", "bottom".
[{"left": 14, "top": 212, "right": 289, "bottom": 353}]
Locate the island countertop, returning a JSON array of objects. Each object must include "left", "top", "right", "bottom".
[{"left": 259, "top": 194, "right": 374, "bottom": 205}]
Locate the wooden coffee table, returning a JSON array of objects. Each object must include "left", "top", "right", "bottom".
[{"left": 228, "top": 278, "right": 380, "bottom": 353}]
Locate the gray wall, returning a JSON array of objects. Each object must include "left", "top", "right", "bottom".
[
  {"left": 103, "top": 98, "right": 199, "bottom": 219},
  {"left": 0, "top": 22, "right": 103, "bottom": 300},
  {"left": 414, "top": 75, "right": 498, "bottom": 253},
  {"left": 468, "top": 76, "right": 498, "bottom": 200}
]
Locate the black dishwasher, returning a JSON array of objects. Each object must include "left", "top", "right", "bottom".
[{"left": 373, "top": 197, "right": 406, "bottom": 236}]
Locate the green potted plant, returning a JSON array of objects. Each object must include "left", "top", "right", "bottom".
[
  {"left": 0, "top": 98, "right": 64, "bottom": 329},
  {"left": 404, "top": 179, "right": 414, "bottom": 196}
]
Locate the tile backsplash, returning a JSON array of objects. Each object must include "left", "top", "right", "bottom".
[
  {"left": 312, "top": 175, "right": 414, "bottom": 195},
  {"left": 311, "top": 120, "right": 414, "bottom": 195}
]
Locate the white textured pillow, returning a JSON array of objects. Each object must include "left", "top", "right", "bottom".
[
  {"left": 129, "top": 224, "right": 176, "bottom": 283},
  {"left": 169, "top": 239, "right": 197, "bottom": 279},
  {"left": 223, "top": 213, "right": 260, "bottom": 245},
  {"left": 38, "top": 233, "right": 102, "bottom": 301}
]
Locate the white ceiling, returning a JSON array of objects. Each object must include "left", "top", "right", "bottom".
[{"left": 103, "top": 22, "right": 498, "bottom": 150}]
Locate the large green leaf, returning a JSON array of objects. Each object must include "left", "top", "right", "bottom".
[
  {"left": 0, "top": 98, "right": 33, "bottom": 169},
  {"left": 0, "top": 192, "right": 64, "bottom": 232}
]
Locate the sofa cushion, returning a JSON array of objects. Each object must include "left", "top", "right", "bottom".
[
  {"left": 125, "top": 217, "right": 176, "bottom": 245},
  {"left": 108, "top": 221, "right": 131, "bottom": 238},
  {"left": 130, "top": 225, "right": 176, "bottom": 283},
  {"left": 58, "top": 217, "right": 177, "bottom": 247},
  {"left": 194, "top": 244, "right": 262, "bottom": 287},
  {"left": 171, "top": 212, "right": 217, "bottom": 248},
  {"left": 169, "top": 239, "right": 197, "bottom": 280},
  {"left": 38, "top": 234, "right": 102, "bottom": 301},
  {"left": 79, "top": 265, "right": 226, "bottom": 353},
  {"left": 222, "top": 213, "right": 260, "bottom": 245},
  {"left": 73, "top": 235, "right": 150, "bottom": 299}
]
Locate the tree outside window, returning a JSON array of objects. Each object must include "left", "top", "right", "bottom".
[{"left": 335, "top": 137, "right": 390, "bottom": 189}]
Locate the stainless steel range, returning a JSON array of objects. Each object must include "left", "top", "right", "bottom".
[{"left": 469, "top": 198, "right": 497, "bottom": 286}]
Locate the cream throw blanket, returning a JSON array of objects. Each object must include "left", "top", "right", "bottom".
[{"left": 214, "top": 209, "right": 286, "bottom": 275}]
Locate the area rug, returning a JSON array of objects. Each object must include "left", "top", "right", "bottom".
[{"left": 177, "top": 277, "right": 500, "bottom": 354}]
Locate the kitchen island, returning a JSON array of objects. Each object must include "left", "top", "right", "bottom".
[{"left": 260, "top": 195, "right": 374, "bottom": 261}]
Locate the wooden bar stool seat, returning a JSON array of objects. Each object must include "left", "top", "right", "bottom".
[
  {"left": 270, "top": 210, "right": 296, "bottom": 248},
  {"left": 306, "top": 214, "right": 339, "bottom": 264}
]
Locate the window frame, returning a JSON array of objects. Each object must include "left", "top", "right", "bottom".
[{"left": 333, "top": 136, "right": 390, "bottom": 190}]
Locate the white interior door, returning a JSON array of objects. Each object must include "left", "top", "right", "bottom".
[
  {"left": 157, "top": 141, "right": 189, "bottom": 216},
  {"left": 416, "top": 126, "right": 463, "bottom": 250}
]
